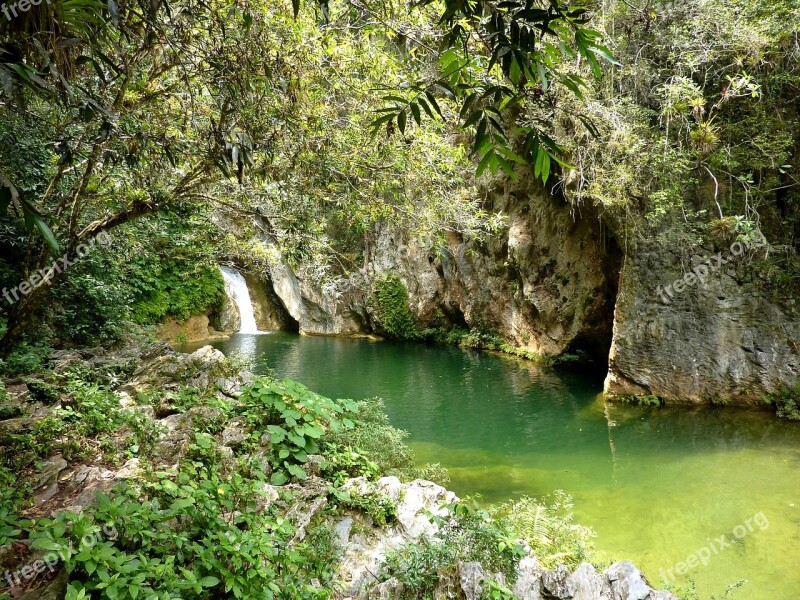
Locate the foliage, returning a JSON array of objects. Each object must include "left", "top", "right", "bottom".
[
  {"left": 766, "top": 383, "right": 800, "bottom": 420},
  {"left": 561, "top": 0, "right": 799, "bottom": 291},
  {"left": 323, "top": 397, "right": 449, "bottom": 485},
  {"left": 373, "top": 0, "right": 617, "bottom": 182},
  {"left": 500, "top": 491, "right": 595, "bottom": 569},
  {"left": 383, "top": 536, "right": 458, "bottom": 594},
  {"left": 128, "top": 259, "right": 224, "bottom": 325},
  {"left": 0, "top": 0, "right": 519, "bottom": 351},
  {"left": 422, "top": 326, "right": 559, "bottom": 365},
  {"left": 0, "top": 340, "right": 51, "bottom": 375},
  {"left": 2, "top": 378, "right": 158, "bottom": 469},
  {"left": 384, "top": 498, "right": 525, "bottom": 595},
  {"left": 329, "top": 487, "right": 398, "bottom": 527},
  {"left": 23, "top": 377, "right": 61, "bottom": 404},
  {"left": 236, "top": 378, "right": 360, "bottom": 485},
  {"left": 619, "top": 394, "right": 664, "bottom": 407},
  {"left": 371, "top": 274, "right": 422, "bottom": 341},
  {"left": 27, "top": 469, "right": 337, "bottom": 600}
]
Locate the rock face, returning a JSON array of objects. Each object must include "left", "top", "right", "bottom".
[
  {"left": 365, "top": 182, "right": 621, "bottom": 360},
  {"left": 337, "top": 476, "right": 457, "bottom": 597},
  {"left": 605, "top": 244, "right": 800, "bottom": 403},
  {"left": 244, "top": 273, "right": 297, "bottom": 332},
  {"left": 156, "top": 314, "right": 229, "bottom": 344},
  {"left": 252, "top": 180, "right": 621, "bottom": 360}
]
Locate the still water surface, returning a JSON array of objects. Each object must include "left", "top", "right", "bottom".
[{"left": 181, "top": 333, "right": 800, "bottom": 599}]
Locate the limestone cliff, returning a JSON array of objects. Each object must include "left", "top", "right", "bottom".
[
  {"left": 254, "top": 178, "right": 621, "bottom": 361},
  {"left": 241, "top": 180, "right": 799, "bottom": 405},
  {"left": 605, "top": 242, "right": 800, "bottom": 404}
]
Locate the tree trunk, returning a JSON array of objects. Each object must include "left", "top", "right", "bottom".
[{"left": 0, "top": 283, "right": 50, "bottom": 357}]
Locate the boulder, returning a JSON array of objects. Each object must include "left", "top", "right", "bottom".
[
  {"left": 604, "top": 561, "right": 656, "bottom": 600},
  {"left": 459, "top": 561, "right": 488, "bottom": 600},
  {"left": 542, "top": 564, "right": 576, "bottom": 599},
  {"left": 513, "top": 556, "right": 544, "bottom": 600}
]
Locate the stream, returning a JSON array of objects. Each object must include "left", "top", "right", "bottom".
[{"left": 180, "top": 332, "right": 800, "bottom": 599}]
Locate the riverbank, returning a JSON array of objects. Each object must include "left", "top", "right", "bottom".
[
  {"left": 177, "top": 331, "right": 800, "bottom": 599},
  {"left": 0, "top": 341, "right": 680, "bottom": 599}
]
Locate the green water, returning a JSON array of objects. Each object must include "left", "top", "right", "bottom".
[{"left": 182, "top": 333, "right": 800, "bottom": 599}]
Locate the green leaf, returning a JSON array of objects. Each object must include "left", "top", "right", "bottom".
[
  {"left": 301, "top": 423, "right": 324, "bottom": 438},
  {"left": 266, "top": 425, "right": 287, "bottom": 443},
  {"left": 286, "top": 463, "right": 307, "bottom": 480},
  {"left": 270, "top": 471, "right": 289, "bottom": 486},
  {"left": 410, "top": 102, "right": 421, "bottom": 126},
  {"left": 397, "top": 109, "right": 407, "bottom": 134},
  {"left": 476, "top": 149, "right": 495, "bottom": 178},
  {"left": 287, "top": 432, "right": 305, "bottom": 447},
  {"left": 425, "top": 91, "right": 443, "bottom": 117}
]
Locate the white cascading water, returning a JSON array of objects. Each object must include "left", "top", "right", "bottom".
[{"left": 220, "top": 266, "right": 262, "bottom": 334}]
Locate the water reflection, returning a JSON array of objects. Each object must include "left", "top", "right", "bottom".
[{"left": 178, "top": 333, "right": 800, "bottom": 599}]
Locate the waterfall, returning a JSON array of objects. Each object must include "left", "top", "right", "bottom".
[{"left": 220, "top": 266, "right": 262, "bottom": 334}]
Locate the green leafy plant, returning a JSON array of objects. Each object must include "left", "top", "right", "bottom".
[
  {"left": 501, "top": 491, "right": 595, "bottom": 569},
  {"left": 621, "top": 394, "right": 664, "bottom": 407},
  {"left": 27, "top": 466, "right": 337, "bottom": 599},
  {"left": 372, "top": 274, "right": 421, "bottom": 341},
  {"left": 766, "top": 383, "right": 800, "bottom": 420},
  {"left": 330, "top": 487, "right": 397, "bottom": 527},
  {"left": 237, "top": 379, "right": 359, "bottom": 485}
]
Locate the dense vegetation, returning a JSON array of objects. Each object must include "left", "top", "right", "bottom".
[
  {"left": 0, "top": 349, "right": 603, "bottom": 599},
  {"left": 0, "top": 0, "right": 796, "bottom": 354},
  {"left": 0, "top": 0, "right": 797, "bottom": 597}
]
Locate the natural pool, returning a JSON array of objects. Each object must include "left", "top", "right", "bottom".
[{"left": 182, "top": 332, "right": 800, "bottom": 599}]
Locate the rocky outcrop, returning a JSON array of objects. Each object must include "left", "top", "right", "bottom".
[
  {"left": 244, "top": 273, "right": 297, "bottom": 331},
  {"left": 365, "top": 182, "right": 621, "bottom": 360},
  {"left": 156, "top": 314, "right": 230, "bottom": 344},
  {"left": 335, "top": 477, "right": 677, "bottom": 600},
  {"left": 605, "top": 243, "right": 800, "bottom": 404},
  {"left": 251, "top": 179, "right": 620, "bottom": 360},
  {"left": 267, "top": 258, "right": 369, "bottom": 336}
]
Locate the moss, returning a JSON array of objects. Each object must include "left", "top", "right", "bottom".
[
  {"left": 619, "top": 394, "right": 664, "bottom": 407},
  {"left": 421, "top": 326, "right": 559, "bottom": 365},
  {"left": 372, "top": 274, "right": 421, "bottom": 340}
]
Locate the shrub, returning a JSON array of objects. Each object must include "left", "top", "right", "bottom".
[
  {"left": 28, "top": 467, "right": 338, "bottom": 600},
  {"left": 322, "top": 397, "right": 449, "bottom": 485},
  {"left": 766, "top": 383, "right": 800, "bottom": 420},
  {"left": 372, "top": 274, "right": 421, "bottom": 340},
  {"left": 236, "top": 378, "right": 360, "bottom": 485},
  {"left": 128, "top": 259, "right": 225, "bottom": 325},
  {"left": 0, "top": 340, "right": 52, "bottom": 376},
  {"left": 23, "top": 377, "right": 61, "bottom": 404},
  {"left": 501, "top": 491, "right": 596, "bottom": 569}
]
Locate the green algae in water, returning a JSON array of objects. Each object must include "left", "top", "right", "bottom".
[{"left": 181, "top": 333, "right": 800, "bottom": 599}]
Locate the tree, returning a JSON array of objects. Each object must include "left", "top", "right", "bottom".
[{"left": 0, "top": 0, "right": 612, "bottom": 353}]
